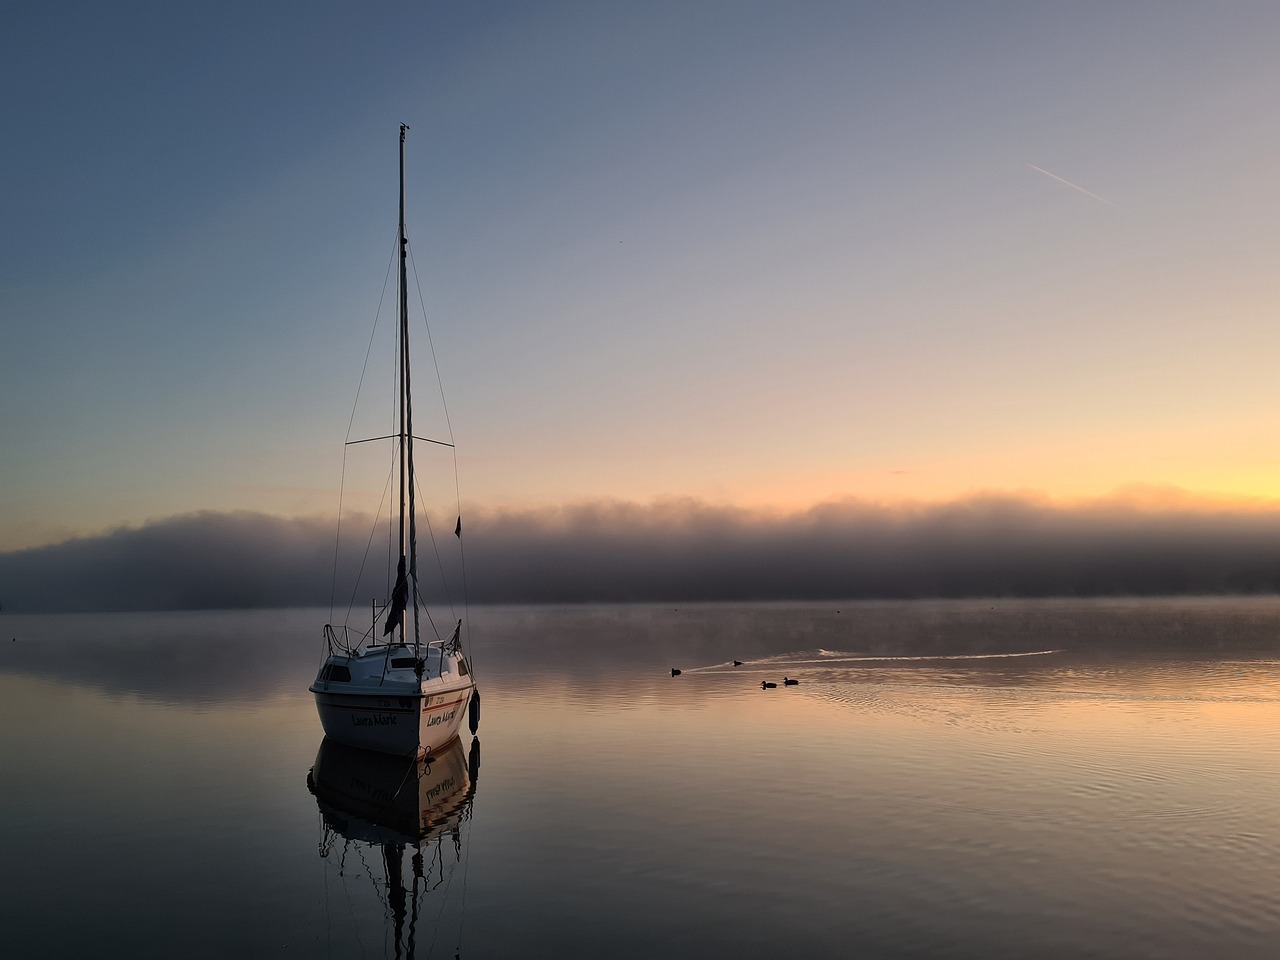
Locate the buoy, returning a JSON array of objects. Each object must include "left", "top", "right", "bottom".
[
  {"left": 671, "top": 668, "right": 682, "bottom": 676},
  {"left": 784, "top": 677, "right": 799, "bottom": 686},
  {"left": 761, "top": 681, "right": 776, "bottom": 689},
  {"left": 468, "top": 687, "right": 480, "bottom": 734},
  {"left": 732, "top": 660, "right": 742, "bottom": 666}
]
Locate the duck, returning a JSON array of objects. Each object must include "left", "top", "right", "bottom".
[
  {"left": 671, "top": 668, "right": 681, "bottom": 677},
  {"left": 732, "top": 660, "right": 743, "bottom": 667},
  {"left": 761, "top": 681, "right": 777, "bottom": 689},
  {"left": 783, "top": 677, "right": 799, "bottom": 686}
]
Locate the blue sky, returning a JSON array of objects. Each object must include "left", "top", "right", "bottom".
[{"left": 4, "top": 1, "right": 1280, "bottom": 552}]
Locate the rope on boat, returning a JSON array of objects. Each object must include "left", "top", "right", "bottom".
[
  {"left": 342, "top": 454, "right": 397, "bottom": 618},
  {"left": 330, "top": 232, "right": 400, "bottom": 624},
  {"left": 408, "top": 237, "right": 473, "bottom": 670},
  {"left": 406, "top": 239, "right": 456, "bottom": 447}
]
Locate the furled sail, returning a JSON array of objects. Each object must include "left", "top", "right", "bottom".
[{"left": 383, "top": 557, "right": 408, "bottom": 636}]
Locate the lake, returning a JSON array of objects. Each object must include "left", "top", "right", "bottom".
[{"left": 1, "top": 598, "right": 1278, "bottom": 958}]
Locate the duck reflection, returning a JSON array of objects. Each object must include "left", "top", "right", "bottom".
[{"left": 307, "top": 735, "right": 480, "bottom": 959}]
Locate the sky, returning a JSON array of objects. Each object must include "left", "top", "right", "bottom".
[{"left": 4, "top": 2, "right": 1280, "bottom": 596}]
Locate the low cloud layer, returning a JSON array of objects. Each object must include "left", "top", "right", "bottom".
[{"left": 4, "top": 495, "right": 1280, "bottom": 612}]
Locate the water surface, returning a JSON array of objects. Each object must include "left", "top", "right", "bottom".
[{"left": 2, "top": 598, "right": 1277, "bottom": 958}]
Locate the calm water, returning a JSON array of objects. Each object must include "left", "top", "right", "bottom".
[{"left": 2, "top": 598, "right": 1278, "bottom": 958}]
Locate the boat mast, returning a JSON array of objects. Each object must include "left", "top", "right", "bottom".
[{"left": 397, "top": 123, "right": 409, "bottom": 642}]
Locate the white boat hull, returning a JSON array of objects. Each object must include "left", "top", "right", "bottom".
[
  {"left": 313, "top": 683, "right": 473, "bottom": 757},
  {"left": 311, "top": 640, "right": 476, "bottom": 758}
]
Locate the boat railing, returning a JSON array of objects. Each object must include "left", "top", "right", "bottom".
[
  {"left": 322, "top": 618, "right": 462, "bottom": 665},
  {"left": 323, "top": 623, "right": 355, "bottom": 657},
  {"left": 323, "top": 622, "right": 378, "bottom": 657},
  {"left": 367, "top": 618, "right": 461, "bottom": 657}
]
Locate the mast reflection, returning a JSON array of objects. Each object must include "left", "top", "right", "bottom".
[{"left": 307, "top": 735, "right": 480, "bottom": 959}]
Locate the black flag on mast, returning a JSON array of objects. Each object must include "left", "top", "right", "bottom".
[
  {"left": 455, "top": 516, "right": 462, "bottom": 538},
  {"left": 383, "top": 557, "right": 408, "bottom": 636}
]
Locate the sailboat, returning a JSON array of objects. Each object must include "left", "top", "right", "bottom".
[{"left": 310, "top": 125, "right": 477, "bottom": 758}]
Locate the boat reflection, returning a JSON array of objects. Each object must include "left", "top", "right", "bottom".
[{"left": 307, "top": 735, "right": 480, "bottom": 959}]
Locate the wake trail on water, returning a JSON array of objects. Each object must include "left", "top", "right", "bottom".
[{"left": 681, "top": 648, "right": 1063, "bottom": 673}]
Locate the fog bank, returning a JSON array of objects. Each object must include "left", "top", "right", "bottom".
[{"left": 4, "top": 495, "right": 1280, "bottom": 612}]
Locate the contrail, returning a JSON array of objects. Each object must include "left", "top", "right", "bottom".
[{"left": 1027, "top": 163, "right": 1117, "bottom": 207}]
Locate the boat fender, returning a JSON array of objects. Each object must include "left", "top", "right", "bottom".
[{"left": 468, "top": 687, "right": 480, "bottom": 734}]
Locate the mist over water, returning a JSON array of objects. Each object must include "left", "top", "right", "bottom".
[
  {"left": 1, "top": 598, "right": 1277, "bottom": 958},
  {"left": 7, "top": 495, "right": 1280, "bottom": 611},
  {"left": 5, "top": 597, "right": 1277, "bottom": 704}
]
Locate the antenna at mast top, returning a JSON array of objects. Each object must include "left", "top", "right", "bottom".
[{"left": 400, "top": 123, "right": 410, "bottom": 139}]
